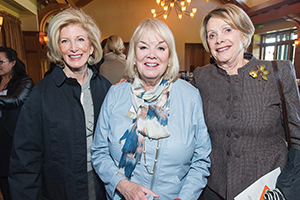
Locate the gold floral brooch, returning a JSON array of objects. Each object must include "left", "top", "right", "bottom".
[{"left": 249, "top": 64, "right": 270, "bottom": 81}]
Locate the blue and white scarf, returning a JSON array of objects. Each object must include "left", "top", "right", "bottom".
[{"left": 118, "top": 76, "right": 171, "bottom": 178}]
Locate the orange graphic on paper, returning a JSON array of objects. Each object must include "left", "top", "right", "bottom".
[{"left": 260, "top": 185, "right": 271, "bottom": 200}]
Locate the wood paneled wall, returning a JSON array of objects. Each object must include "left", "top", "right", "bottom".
[
  {"left": 185, "top": 43, "right": 211, "bottom": 72},
  {"left": 23, "top": 31, "right": 43, "bottom": 85}
]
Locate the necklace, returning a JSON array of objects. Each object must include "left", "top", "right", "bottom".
[
  {"left": 0, "top": 82, "right": 8, "bottom": 92},
  {"left": 143, "top": 138, "right": 160, "bottom": 174}
]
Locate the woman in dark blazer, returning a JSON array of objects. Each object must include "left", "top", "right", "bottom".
[
  {"left": 0, "top": 46, "right": 34, "bottom": 200},
  {"left": 192, "top": 4, "right": 300, "bottom": 200}
]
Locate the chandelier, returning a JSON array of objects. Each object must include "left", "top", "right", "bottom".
[{"left": 151, "top": 0, "right": 208, "bottom": 20}]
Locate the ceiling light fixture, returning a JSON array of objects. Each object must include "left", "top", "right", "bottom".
[
  {"left": 151, "top": 0, "right": 208, "bottom": 20},
  {"left": 0, "top": 15, "right": 3, "bottom": 27}
]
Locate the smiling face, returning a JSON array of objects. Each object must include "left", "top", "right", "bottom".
[
  {"left": 206, "top": 17, "right": 245, "bottom": 66},
  {"left": 0, "top": 52, "right": 15, "bottom": 78},
  {"left": 59, "top": 23, "right": 94, "bottom": 70},
  {"left": 135, "top": 30, "right": 169, "bottom": 90}
]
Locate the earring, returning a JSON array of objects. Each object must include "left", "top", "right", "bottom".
[
  {"left": 59, "top": 60, "right": 66, "bottom": 68},
  {"left": 134, "top": 62, "right": 138, "bottom": 75},
  {"left": 134, "top": 62, "right": 137, "bottom": 71},
  {"left": 163, "top": 63, "right": 170, "bottom": 78},
  {"left": 88, "top": 55, "right": 95, "bottom": 65}
]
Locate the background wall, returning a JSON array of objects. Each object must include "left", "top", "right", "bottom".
[
  {"left": 83, "top": 0, "right": 222, "bottom": 71},
  {"left": 0, "top": 0, "right": 39, "bottom": 31}
]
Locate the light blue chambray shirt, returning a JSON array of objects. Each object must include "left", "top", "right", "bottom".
[{"left": 91, "top": 79, "right": 211, "bottom": 200}]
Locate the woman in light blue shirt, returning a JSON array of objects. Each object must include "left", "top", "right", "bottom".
[{"left": 91, "top": 18, "right": 211, "bottom": 200}]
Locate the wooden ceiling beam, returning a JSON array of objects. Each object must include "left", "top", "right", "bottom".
[
  {"left": 38, "top": 0, "right": 92, "bottom": 8},
  {"left": 66, "top": 0, "right": 76, "bottom": 8},
  {"left": 246, "top": 0, "right": 299, "bottom": 17},
  {"left": 235, "top": 0, "right": 249, "bottom": 11},
  {"left": 56, "top": 0, "right": 66, "bottom": 3},
  {"left": 37, "top": 0, "right": 94, "bottom": 32},
  {"left": 38, "top": 3, "right": 69, "bottom": 31},
  {"left": 75, "top": 0, "right": 93, "bottom": 8},
  {"left": 218, "top": 0, "right": 249, "bottom": 11},
  {"left": 250, "top": 1, "right": 300, "bottom": 25}
]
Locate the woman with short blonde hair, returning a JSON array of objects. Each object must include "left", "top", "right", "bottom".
[
  {"left": 126, "top": 18, "right": 179, "bottom": 83},
  {"left": 92, "top": 18, "right": 211, "bottom": 200},
  {"left": 47, "top": 8, "right": 102, "bottom": 66}
]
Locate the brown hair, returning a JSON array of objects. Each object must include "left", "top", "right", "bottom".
[{"left": 200, "top": 4, "right": 255, "bottom": 53}]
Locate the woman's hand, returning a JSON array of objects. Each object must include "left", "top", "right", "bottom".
[
  {"left": 115, "top": 78, "right": 127, "bottom": 85},
  {"left": 116, "top": 179, "right": 159, "bottom": 200}
]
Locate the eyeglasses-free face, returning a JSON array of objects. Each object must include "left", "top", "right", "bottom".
[{"left": 59, "top": 23, "right": 94, "bottom": 70}]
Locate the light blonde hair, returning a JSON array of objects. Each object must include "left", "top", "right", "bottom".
[
  {"left": 107, "top": 35, "right": 125, "bottom": 55},
  {"left": 200, "top": 3, "right": 255, "bottom": 53},
  {"left": 126, "top": 18, "right": 179, "bottom": 82},
  {"left": 47, "top": 8, "right": 102, "bottom": 65}
]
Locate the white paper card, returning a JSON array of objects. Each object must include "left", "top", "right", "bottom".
[{"left": 234, "top": 167, "right": 281, "bottom": 200}]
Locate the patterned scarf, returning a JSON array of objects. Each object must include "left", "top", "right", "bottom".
[{"left": 118, "top": 76, "right": 171, "bottom": 178}]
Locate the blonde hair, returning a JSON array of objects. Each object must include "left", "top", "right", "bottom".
[
  {"left": 200, "top": 3, "right": 255, "bottom": 53},
  {"left": 47, "top": 8, "right": 102, "bottom": 65},
  {"left": 126, "top": 18, "right": 179, "bottom": 82},
  {"left": 107, "top": 35, "right": 125, "bottom": 55}
]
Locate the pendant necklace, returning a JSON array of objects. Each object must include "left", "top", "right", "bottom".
[
  {"left": 143, "top": 138, "right": 160, "bottom": 174},
  {"left": 143, "top": 138, "right": 160, "bottom": 190}
]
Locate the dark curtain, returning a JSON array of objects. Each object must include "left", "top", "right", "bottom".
[{"left": 0, "top": 11, "right": 26, "bottom": 64}]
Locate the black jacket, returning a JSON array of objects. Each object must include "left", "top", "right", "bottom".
[
  {"left": 0, "top": 75, "right": 33, "bottom": 177},
  {"left": 9, "top": 66, "right": 111, "bottom": 200},
  {"left": 0, "top": 75, "right": 34, "bottom": 136}
]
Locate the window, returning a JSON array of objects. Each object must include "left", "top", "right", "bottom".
[{"left": 258, "top": 28, "right": 297, "bottom": 63}]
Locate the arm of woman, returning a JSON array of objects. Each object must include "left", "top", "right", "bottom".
[
  {"left": 0, "top": 77, "right": 34, "bottom": 109},
  {"left": 177, "top": 90, "right": 211, "bottom": 199},
  {"left": 8, "top": 87, "right": 43, "bottom": 199},
  {"left": 91, "top": 86, "right": 125, "bottom": 196},
  {"left": 280, "top": 60, "right": 300, "bottom": 149},
  {"left": 91, "top": 86, "right": 158, "bottom": 199}
]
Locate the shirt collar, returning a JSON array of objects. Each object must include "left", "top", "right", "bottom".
[
  {"left": 51, "top": 65, "right": 99, "bottom": 87},
  {"left": 214, "top": 53, "right": 254, "bottom": 75}
]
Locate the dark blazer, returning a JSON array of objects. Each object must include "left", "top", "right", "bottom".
[
  {"left": 191, "top": 53, "right": 300, "bottom": 200},
  {"left": 9, "top": 66, "right": 111, "bottom": 200}
]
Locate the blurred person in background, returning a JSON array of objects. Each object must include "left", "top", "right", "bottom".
[
  {"left": 95, "top": 38, "right": 109, "bottom": 71},
  {"left": 0, "top": 46, "right": 34, "bottom": 200},
  {"left": 101, "top": 38, "right": 110, "bottom": 55},
  {"left": 99, "top": 35, "right": 126, "bottom": 84}
]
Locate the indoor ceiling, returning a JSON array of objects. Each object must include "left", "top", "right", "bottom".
[
  {"left": 4, "top": 0, "right": 299, "bottom": 31},
  {"left": 220, "top": 0, "right": 300, "bottom": 26},
  {"left": 37, "top": 0, "right": 92, "bottom": 8},
  {"left": 36, "top": 0, "right": 300, "bottom": 26}
]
